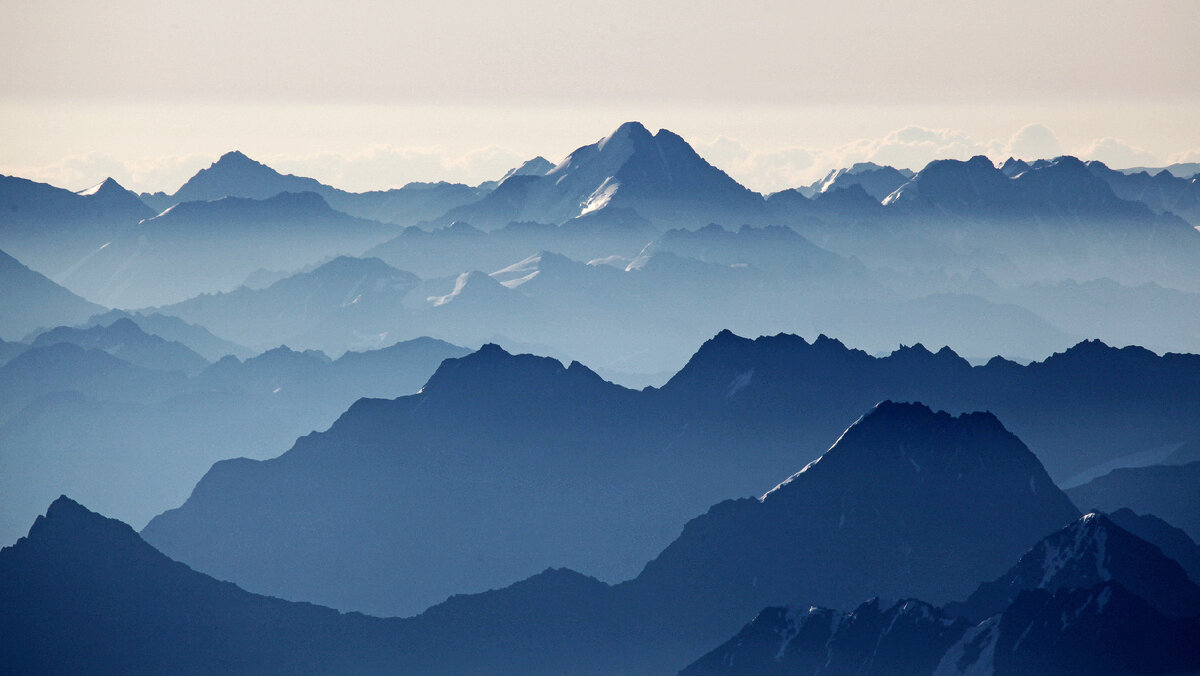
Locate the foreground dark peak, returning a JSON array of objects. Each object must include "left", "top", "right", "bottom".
[
  {"left": 19, "top": 495, "right": 141, "bottom": 553},
  {"left": 682, "top": 579, "right": 1200, "bottom": 676},
  {"left": 680, "top": 598, "right": 968, "bottom": 676},
  {"left": 214, "top": 149, "right": 258, "bottom": 166},
  {"left": 631, "top": 399, "right": 1080, "bottom": 636},
  {"left": 949, "top": 512, "right": 1200, "bottom": 621}
]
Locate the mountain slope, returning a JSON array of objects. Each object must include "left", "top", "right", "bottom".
[
  {"left": 435, "top": 121, "right": 764, "bottom": 229},
  {"left": 29, "top": 317, "right": 209, "bottom": 375},
  {"left": 619, "top": 402, "right": 1079, "bottom": 647},
  {"left": 1107, "top": 508, "right": 1200, "bottom": 584},
  {"left": 680, "top": 600, "right": 970, "bottom": 676},
  {"left": 156, "top": 255, "right": 421, "bottom": 352},
  {"left": 1067, "top": 461, "right": 1200, "bottom": 542},
  {"left": 166, "top": 150, "right": 486, "bottom": 225},
  {"left": 0, "top": 336, "right": 466, "bottom": 545},
  {"left": 0, "top": 175, "right": 154, "bottom": 280},
  {"left": 69, "top": 191, "right": 399, "bottom": 307},
  {"left": 0, "top": 248, "right": 105, "bottom": 340},
  {"left": 0, "top": 497, "right": 402, "bottom": 674},
  {"left": 682, "top": 514, "right": 1200, "bottom": 676},
  {"left": 946, "top": 512, "right": 1200, "bottom": 620},
  {"left": 78, "top": 309, "right": 254, "bottom": 360},
  {"left": 682, "top": 582, "right": 1200, "bottom": 676}
]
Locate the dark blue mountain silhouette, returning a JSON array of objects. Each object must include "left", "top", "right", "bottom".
[{"left": 0, "top": 248, "right": 105, "bottom": 340}]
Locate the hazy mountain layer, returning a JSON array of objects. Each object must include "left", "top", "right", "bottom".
[
  {"left": 0, "top": 248, "right": 106, "bottom": 340},
  {"left": 0, "top": 336, "right": 466, "bottom": 544}
]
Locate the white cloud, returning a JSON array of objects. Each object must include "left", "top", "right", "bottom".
[
  {"left": 697, "top": 126, "right": 994, "bottom": 193},
  {"left": 267, "top": 145, "right": 528, "bottom": 192},
  {"left": 1167, "top": 148, "right": 1200, "bottom": 165},
  {"left": 5, "top": 152, "right": 211, "bottom": 193},
  {"left": 1077, "top": 137, "right": 1160, "bottom": 169},
  {"left": 692, "top": 137, "right": 817, "bottom": 193},
  {"left": 999, "top": 124, "right": 1063, "bottom": 161}
]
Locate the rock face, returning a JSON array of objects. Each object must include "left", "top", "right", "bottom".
[
  {"left": 681, "top": 514, "right": 1200, "bottom": 676},
  {"left": 946, "top": 512, "right": 1200, "bottom": 621},
  {"left": 679, "top": 600, "right": 971, "bottom": 676}
]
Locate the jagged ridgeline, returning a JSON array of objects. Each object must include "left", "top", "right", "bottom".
[
  {"left": 4, "top": 122, "right": 1200, "bottom": 369},
  {"left": 137, "top": 332, "right": 1200, "bottom": 618}
]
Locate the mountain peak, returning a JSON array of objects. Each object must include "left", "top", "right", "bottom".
[
  {"left": 76, "top": 176, "right": 126, "bottom": 197},
  {"left": 23, "top": 495, "right": 134, "bottom": 548},
  {"left": 603, "top": 121, "right": 653, "bottom": 146},
  {"left": 214, "top": 150, "right": 257, "bottom": 166},
  {"left": 762, "top": 400, "right": 1037, "bottom": 503},
  {"left": 950, "top": 510, "right": 1200, "bottom": 620}
]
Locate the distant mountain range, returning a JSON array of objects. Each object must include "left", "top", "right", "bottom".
[
  {"left": 0, "top": 175, "right": 154, "bottom": 280},
  {"left": 76, "top": 309, "right": 254, "bottom": 360},
  {"left": 65, "top": 191, "right": 402, "bottom": 307},
  {"left": 5, "top": 124, "right": 1200, "bottom": 365},
  {"left": 5, "top": 122, "right": 1200, "bottom": 675},
  {"left": 790, "top": 161, "right": 915, "bottom": 200},
  {"left": 0, "top": 322, "right": 466, "bottom": 544},
  {"left": 141, "top": 149, "right": 493, "bottom": 225},
  {"left": 29, "top": 317, "right": 209, "bottom": 375},
  {"left": 154, "top": 255, "right": 421, "bottom": 352}
]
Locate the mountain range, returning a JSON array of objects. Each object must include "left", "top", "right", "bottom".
[
  {"left": 8, "top": 410, "right": 1199, "bottom": 674},
  {"left": 0, "top": 322, "right": 466, "bottom": 544},
  {"left": 683, "top": 512, "right": 1200, "bottom": 675},
  {"left": 4, "top": 120, "right": 1200, "bottom": 675},
  {"left": 0, "top": 175, "right": 154, "bottom": 281},
  {"left": 141, "top": 149, "right": 493, "bottom": 225},
  {"left": 64, "top": 191, "right": 402, "bottom": 307}
]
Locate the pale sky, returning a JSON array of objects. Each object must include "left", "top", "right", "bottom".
[{"left": 3, "top": 0, "right": 1198, "bottom": 193}]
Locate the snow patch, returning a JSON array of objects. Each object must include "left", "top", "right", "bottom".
[
  {"left": 428, "top": 272, "right": 472, "bottom": 306},
  {"left": 580, "top": 178, "right": 619, "bottom": 216},
  {"left": 76, "top": 180, "right": 108, "bottom": 196},
  {"left": 934, "top": 618, "right": 998, "bottom": 676}
]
